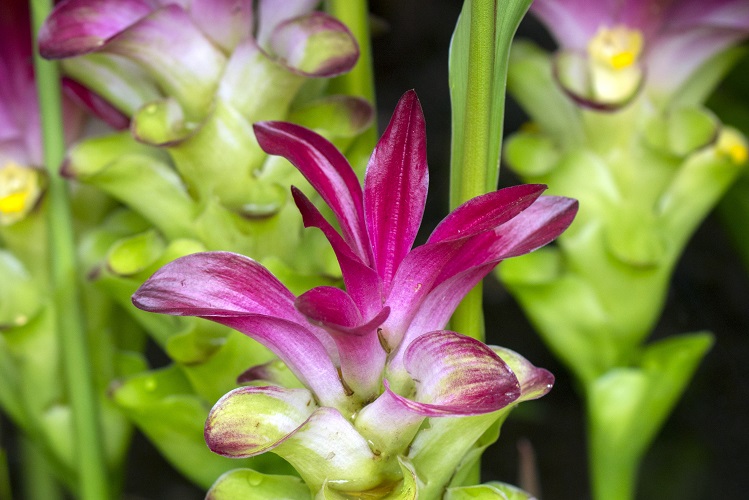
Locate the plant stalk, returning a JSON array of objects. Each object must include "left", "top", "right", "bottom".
[{"left": 29, "top": 1, "right": 110, "bottom": 498}]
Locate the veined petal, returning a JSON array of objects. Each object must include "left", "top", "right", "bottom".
[
  {"left": 295, "top": 286, "right": 389, "bottom": 398},
  {"left": 430, "top": 195, "right": 579, "bottom": 287},
  {"left": 359, "top": 332, "right": 520, "bottom": 454},
  {"left": 480, "top": 195, "right": 579, "bottom": 261},
  {"left": 364, "top": 90, "right": 428, "bottom": 292},
  {"left": 255, "top": 121, "right": 371, "bottom": 262},
  {"left": 379, "top": 238, "right": 465, "bottom": 348},
  {"left": 132, "top": 252, "right": 298, "bottom": 320},
  {"left": 292, "top": 188, "right": 382, "bottom": 316},
  {"left": 38, "top": 0, "right": 153, "bottom": 59},
  {"left": 205, "top": 386, "right": 316, "bottom": 458},
  {"left": 132, "top": 252, "right": 345, "bottom": 404},
  {"left": 401, "top": 331, "right": 520, "bottom": 414},
  {"left": 382, "top": 193, "right": 576, "bottom": 348},
  {"left": 268, "top": 12, "right": 359, "bottom": 77},
  {"left": 427, "top": 184, "right": 546, "bottom": 244},
  {"left": 190, "top": 0, "right": 253, "bottom": 53}
]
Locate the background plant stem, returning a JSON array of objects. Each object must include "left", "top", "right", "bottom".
[
  {"left": 448, "top": 0, "right": 531, "bottom": 341},
  {"left": 325, "top": 0, "right": 379, "bottom": 163},
  {"left": 29, "top": 0, "right": 110, "bottom": 498}
]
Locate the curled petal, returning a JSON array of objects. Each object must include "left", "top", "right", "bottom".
[
  {"left": 382, "top": 193, "right": 577, "bottom": 347},
  {"left": 358, "top": 332, "right": 520, "bottom": 455},
  {"left": 364, "top": 90, "right": 429, "bottom": 292},
  {"left": 255, "top": 121, "right": 371, "bottom": 263},
  {"left": 209, "top": 398, "right": 383, "bottom": 493},
  {"left": 132, "top": 252, "right": 345, "bottom": 405},
  {"left": 269, "top": 12, "right": 359, "bottom": 77},
  {"left": 132, "top": 252, "right": 298, "bottom": 319},
  {"left": 217, "top": 315, "right": 345, "bottom": 407},
  {"left": 295, "top": 285, "right": 363, "bottom": 328},
  {"left": 427, "top": 184, "right": 546, "bottom": 244},
  {"left": 402, "top": 331, "right": 520, "bottom": 414},
  {"left": 492, "top": 346, "right": 555, "bottom": 402},
  {"left": 38, "top": 0, "right": 153, "bottom": 58},
  {"left": 430, "top": 195, "right": 579, "bottom": 287},
  {"left": 205, "top": 385, "right": 316, "bottom": 458}
]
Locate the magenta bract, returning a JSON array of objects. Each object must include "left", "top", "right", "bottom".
[{"left": 132, "top": 91, "right": 578, "bottom": 489}]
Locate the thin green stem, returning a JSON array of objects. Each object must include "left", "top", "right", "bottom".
[
  {"left": 325, "top": 0, "right": 378, "bottom": 164},
  {"left": 448, "top": 0, "right": 497, "bottom": 342},
  {"left": 448, "top": 0, "right": 532, "bottom": 342},
  {"left": 586, "top": 395, "right": 638, "bottom": 500},
  {"left": 29, "top": 1, "right": 110, "bottom": 498},
  {"left": 450, "top": 0, "right": 497, "bottom": 209}
]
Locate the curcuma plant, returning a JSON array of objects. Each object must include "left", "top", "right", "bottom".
[
  {"left": 499, "top": 0, "right": 749, "bottom": 498},
  {"left": 132, "top": 91, "right": 578, "bottom": 498},
  {"left": 35, "top": 0, "right": 375, "bottom": 488}
]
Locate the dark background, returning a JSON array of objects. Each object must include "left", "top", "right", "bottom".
[{"left": 4, "top": 2, "right": 748, "bottom": 498}]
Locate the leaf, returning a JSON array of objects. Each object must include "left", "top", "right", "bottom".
[
  {"left": 206, "top": 469, "right": 310, "bottom": 500},
  {"left": 448, "top": 0, "right": 534, "bottom": 202}
]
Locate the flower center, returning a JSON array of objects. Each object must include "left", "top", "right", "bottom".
[
  {"left": 0, "top": 162, "right": 43, "bottom": 225},
  {"left": 716, "top": 128, "right": 748, "bottom": 165},
  {"left": 588, "top": 25, "right": 643, "bottom": 70}
]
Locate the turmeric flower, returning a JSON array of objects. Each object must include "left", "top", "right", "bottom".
[{"left": 133, "top": 91, "right": 577, "bottom": 497}]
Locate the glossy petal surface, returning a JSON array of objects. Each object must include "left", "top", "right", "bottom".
[{"left": 364, "top": 90, "right": 428, "bottom": 291}]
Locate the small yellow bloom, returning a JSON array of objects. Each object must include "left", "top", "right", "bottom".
[
  {"left": 716, "top": 128, "right": 749, "bottom": 165},
  {"left": 588, "top": 25, "right": 644, "bottom": 70},
  {"left": 0, "top": 162, "right": 44, "bottom": 225},
  {"left": 585, "top": 25, "right": 644, "bottom": 104}
]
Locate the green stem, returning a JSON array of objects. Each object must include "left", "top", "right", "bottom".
[
  {"left": 324, "top": 0, "right": 378, "bottom": 164},
  {"left": 450, "top": 0, "right": 497, "bottom": 208},
  {"left": 448, "top": 0, "right": 498, "bottom": 342},
  {"left": 448, "top": 0, "right": 532, "bottom": 342},
  {"left": 587, "top": 396, "right": 638, "bottom": 500},
  {"left": 29, "top": 1, "right": 110, "bottom": 499}
]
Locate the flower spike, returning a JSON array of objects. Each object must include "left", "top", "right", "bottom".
[{"left": 133, "top": 91, "right": 578, "bottom": 497}]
